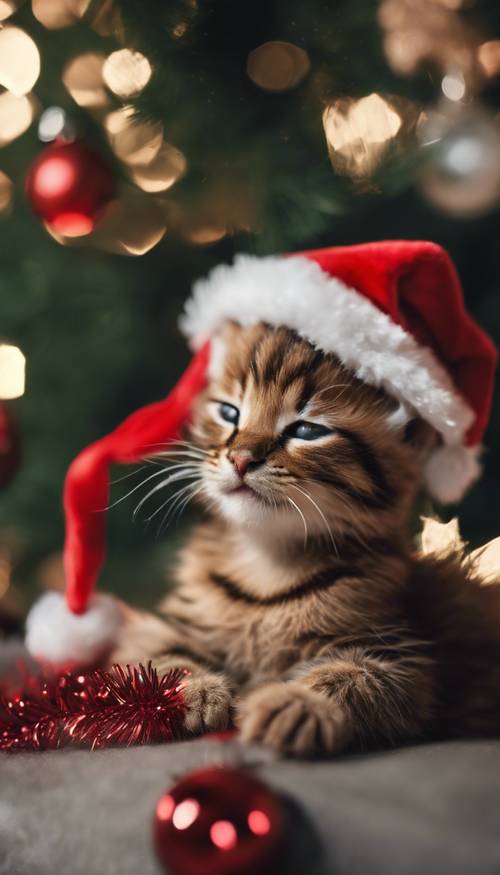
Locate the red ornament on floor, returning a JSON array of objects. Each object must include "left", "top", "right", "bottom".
[
  {"left": 25, "top": 140, "right": 115, "bottom": 237},
  {"left": 154, "top": 766, "right": 286, "bottom": 875},
  {"left": 0, "top": 403, "right": 21, "bottom": 490}
]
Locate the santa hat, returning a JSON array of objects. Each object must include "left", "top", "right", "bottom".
[{"left": 25, "top": 240, "right": 496, "bottom": 667}]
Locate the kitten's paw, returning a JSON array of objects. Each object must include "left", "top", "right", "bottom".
[
  {"left": 238, "top": 681, "right": 349, "bottom": 757},
  {"left": 181, "top": 673, "right": 233, "bottom": 734}
]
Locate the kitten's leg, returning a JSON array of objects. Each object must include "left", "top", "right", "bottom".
[
  {"left": 238, "top": 647, "right": 435, "bottom": 756},
  {"left": 110, "top": 608, "right": 233, "bottom": 734}
]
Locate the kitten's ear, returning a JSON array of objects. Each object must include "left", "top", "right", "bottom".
[
  {"left": 386, "top": 400, "right": 411, "bottom": 432},
  {"left": 402, "top": 418, "right": 439, "bottom": 454},
  {"left": 386, "top": 401, "right": 439, "bottom": 453},
  {"left": 207, "top": 320, "right": 244, "bottom": 380},
  {"left": 208, "top": 332, "right": 228, "bottom": 381}
]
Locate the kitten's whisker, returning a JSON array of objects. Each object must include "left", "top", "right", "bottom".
[
  {"left": 110, "top": 465, "right": 149, "bottom": 485},
  {"left": 169, "top": 482, "right": 205, "bottom": 527},
  {"left": 286, "top": 495, "right": 308, "bottom": 548},
  {"left": 104, "top": 466, "right": 172, "bottom": 510},
  {"left": 156, "top": 481, "right": 203, "bottom": 536},
  {"left": 287, "top": 482, "right": 339, "bottom": 557},
  {"left": 144, "top": 440, "right": 212, "bottom": 456},
  {"left": 133, "top": 468, "right": 200, "bottom": 518},
  {"left": 150, "top": 450, "right": 211, "bottom": 461},
  {"left": 145, "top": 479, "right": 201, "bottom": 526}
]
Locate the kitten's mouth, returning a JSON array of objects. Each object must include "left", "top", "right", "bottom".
[{"left": 229, "top": 483, "right": 255, "bottom": 496}]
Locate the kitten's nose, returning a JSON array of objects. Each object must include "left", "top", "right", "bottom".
[{"left": 229, "top": 450, "right": 253, "bottom": 478}]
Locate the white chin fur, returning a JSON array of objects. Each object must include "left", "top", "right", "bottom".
[
  {"left": 424, "top": 444, "right": 482, "bottom": 504},
  {"left": 25, "top": 591, "right": 123, "bottom": 668}
]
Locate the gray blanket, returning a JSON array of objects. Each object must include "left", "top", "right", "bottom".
[{"left": 1, "top": 642, "right": 499, "bottom": 875}]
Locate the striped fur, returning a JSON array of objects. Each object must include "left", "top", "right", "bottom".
[{"left": 112, "top": 323, "right": 500, "bottom": 756}]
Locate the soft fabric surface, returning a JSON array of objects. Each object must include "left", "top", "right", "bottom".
[
  {"left": 1, "top": 736, "right": 500, "bottom": 875},
  {"left": 1, "top": 642, "right": 499, "bottom": 875}
]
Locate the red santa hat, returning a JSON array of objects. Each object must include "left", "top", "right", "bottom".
[{"left": 25, "top": 240, "right": 497, "bottom": 667}]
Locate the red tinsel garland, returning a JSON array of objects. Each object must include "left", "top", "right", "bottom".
[{"left": 0, "top": 663, "right": 188, "bottom": 752}]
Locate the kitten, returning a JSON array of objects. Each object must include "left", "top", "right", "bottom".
[{"left": 113, "top": 321, "right": 500, "bottom": 756}]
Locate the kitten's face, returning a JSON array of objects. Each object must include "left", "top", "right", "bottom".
[{"left": 188, "top": 322, "right": 433, "bottom": 541}]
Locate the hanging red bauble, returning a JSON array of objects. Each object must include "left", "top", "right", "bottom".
[
  {"left": 154, "top": 766, "right": 286, "bottom": 875},
  {"left": 25, "top": 140, "right": 115, "bottom": 237},
  {"left": 0, "top": 403, "right": 21, "bottom": 491}
]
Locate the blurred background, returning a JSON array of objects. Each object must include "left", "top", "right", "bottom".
[{"left": 1, "top": 0, "right": 500, "bottom": 632}]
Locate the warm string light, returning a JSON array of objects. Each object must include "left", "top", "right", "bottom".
[
  {"left": 0, "top": 92, "right": 36, "bottom": 147},
  {"left": 46, "top": 185, "right": 168, "bottom": 256},
  {"left": 38, "top": 106, "right": 71, "bottom": 142},
  {"left": 0, "top": 171, "right": 13, "bottom": 215},
  {"left": 441, "top": 70, "right": 466, "bottom": 102},
  {"left": 247, "top": 41, "right": 310, "bottom": 92},
  {"left": 130, "top": 144, "right": 187, "bottom": 193},
  {"left": 0, "top": 345, "right": 25, "bottom": 400},
  {"left": 62, "top": 53, "right": 109, "bottom": 110},
  {"left": 0, "top": 26, "right": 40, "bottom": 96},
  {"left": 32, "top": 0, "right": 90, "bottom": 29},
  {"left": 323, "top": 94, "right": 402, "bottom": 178},
  {"left": 105, "top": 105, "right": 163, "bottom": 165},
  {"left": 0, "top": 0, "right": 18, "bottom": 21},
  {"left": 102, "top": 49, "right": 152, "bottom": 99},
  {"left": 478, "top": 41, "right": 500, "bottom": 79},
  {"left": 378, "top": 0, "right": 475, "bottom": 83},
  {"left": 0, "top": 555, "right": 11, "bottom": 601}
]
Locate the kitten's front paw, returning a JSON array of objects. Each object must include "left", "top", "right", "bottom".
[
  {"left": 181, "top": 673, "right": 233, "bottom": 735},
  {"left": 238, "top": 681, "right": 349, "bottom": 757}
]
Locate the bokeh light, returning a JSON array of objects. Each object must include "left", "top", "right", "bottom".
[
  {"left": 63, "top": 53, "right": 109, "bottom": 109},
  {"left": 32, "top": 0, "right": 90, "bottom": 29},
  {"left": 323, "top": 93, "right": 402, "bottom": 177},
  {"left": 102, "top": 49, "right": 152, "bottom": 99},
  {"left": 38, "top": 106, "right": 69, "bottom": 142},
  {"left": 441, "top": 70, "right": 466, "bottom": 101},
  {"left": 105, "top": 106, "right": 163, "bottom": 166},
  {"left": 0, "top": 0, "right": 18, "bottom": 21},
  {"left": 186, "top": 225, "right": 227, "bottom": 244},
  {"left": 478, "top": 41, "right": 500, "bottom": 78},
  {"left": 130, "top": 143, "right": 186, "bottom": 192},
  {"left": 0, "top": 26, "right": 40, "bottom": 96},
  {"left": 247, "top": 41, "right": 310, "bottom": 92},
  {"left": 47, "top": 185, "right": 167, "bottom": 255},
  {"left": 0, "top": 171, "right": 13, "bottom": 215},
  {"left": 0, "top": 92, "right": 36, "bottom": 148},
  {"left": 0, "top": 345, "right": 26, "bottom": 400}
]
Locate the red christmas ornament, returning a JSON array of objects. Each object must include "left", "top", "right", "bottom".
[
  {"left": 0, "top": 403, "right": 21, "bottom": 490},
  {"left": 154, "top": 767, "right": 286, "bottom": 875},
  {"left": 0, "top": 662, "right": 187, "bottom": 752},
  {"left": 25, "top": 140, "right": 115, "bottom": 237}
]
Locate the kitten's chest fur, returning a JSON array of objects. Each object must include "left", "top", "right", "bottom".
[{"left": 161, "top": 520, "right": 409, "bottom": 686}]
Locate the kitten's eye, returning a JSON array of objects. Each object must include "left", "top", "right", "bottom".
[
  {"left": 284, "top": 421, "right": 332, "bottom": 441},
  {"left": 218, "top": 402, "right": 240, "bottom": 425}
]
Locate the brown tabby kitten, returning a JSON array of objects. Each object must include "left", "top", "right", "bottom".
[{"left": 113, "top": 321, "right": 500, "bottom": 756}]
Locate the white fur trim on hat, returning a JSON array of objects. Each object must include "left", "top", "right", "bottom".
[
  {"left": 180, "top": 255, "right": 475, "bottom": 449},
  {"left": 25, "top": 591, "right": 123, "bottom": 667}
]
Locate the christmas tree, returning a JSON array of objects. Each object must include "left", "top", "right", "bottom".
[{"left": 1, "top": 0, "right": 499, "bottom": 616}]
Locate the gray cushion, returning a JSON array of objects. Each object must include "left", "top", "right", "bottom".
[{"left": 1, "top": 738, "right": 500, "bottom": 875}]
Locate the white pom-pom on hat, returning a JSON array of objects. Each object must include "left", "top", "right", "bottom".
[
  {"left": 424, "top": 444, "right": 482, "bottom": 505},
  {"left": 25, "top": 591, "right": 123, "bottom": 668}
]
